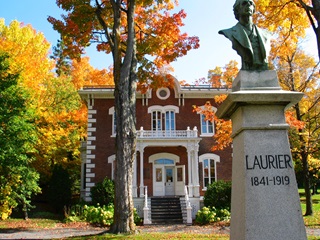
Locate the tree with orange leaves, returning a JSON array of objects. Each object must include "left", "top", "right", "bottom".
[
  {"left": 48, "top": 0, "right": 199, "bottom": 233},
  {"left": 70, "top": 57, "right": 114, "bottom": 89},
  {"left": 193, "top": 61, "right": 237, "bottom": 152}
]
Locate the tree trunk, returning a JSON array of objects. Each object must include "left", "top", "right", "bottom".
[
  {"left": 309, "top": 0, "right": 320, "bottom": 61},
  {"left": 110, "top": 0, "right": 137, "bottom": 234},
  {"left": 295, "top": 104, "right": 313, "bottom": 215},
  {"left": 23, "top": 203, "right": 28, "bottom": 220},
  {"left": 316, "top": 26, "right": 320, "bottom": 62},
  {"left": 302, "top": 151, "right": 313, "bottom": 215}
]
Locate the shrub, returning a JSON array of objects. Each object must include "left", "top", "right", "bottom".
[
  {"left": 204, "top": 180, "right": 231, "bottom": 210},
  {"left": 195, "top": 207, "right": 216, "bottom": 225},
  {"left": 195, "top": 206, "right": 230, "bottom": 225},
  {"left": 90, "top": 177, "right": 114, "bottom": 206},
  {"left": 83, "top": 204, "right": 114, "bottom": 226},
  {"left": 65, "top": 204, "right": 141, "bottom": 226}
]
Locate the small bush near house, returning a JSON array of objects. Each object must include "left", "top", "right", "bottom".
[
  {"left": 204, "top": 180, "right": 232, "bottom": 210},
  {"left": 65, "top": 204, "right": 142, "bottom": 226},
  {"left": 90, "top": 177, "right": 115, "bottom": 206},
  {"left": 195, "top": 206, "right": 230, "bottom": 225}
]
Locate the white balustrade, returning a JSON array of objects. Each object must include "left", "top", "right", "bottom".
[
  {"left": 137, "top": 127, "right": 198, "bottom": 139},
  {"left": 184, "top": 185, "right": 192, "bottom": 224},
  {"left": 143, "top": 186, "right": 151, "bottom": 224}
]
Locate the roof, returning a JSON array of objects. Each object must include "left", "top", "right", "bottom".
[{"left": 78, "top": 78, "right": 230, "bottom": 100}]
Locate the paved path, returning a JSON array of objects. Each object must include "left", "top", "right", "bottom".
[{"left": 0, "top": 225, "right": 319, "bottom": 239}]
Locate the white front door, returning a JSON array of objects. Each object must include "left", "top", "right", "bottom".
[
  {"left": 151, "top": 156, "right": 185, "bottom": 196},
  {"left": 165, "top": 167, "right": 175, "bottom": 195}
]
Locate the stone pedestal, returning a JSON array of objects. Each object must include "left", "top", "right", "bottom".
[{"left": 216, "top": 71, "right": 307, "bottom": 240}]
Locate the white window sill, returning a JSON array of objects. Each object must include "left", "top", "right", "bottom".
[{"left": 200, "top": 134, "right": 214, "bottom": 137}]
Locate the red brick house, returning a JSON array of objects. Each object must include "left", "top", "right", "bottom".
[{"left": 79, "top": 78, "right": 232, "bottom": 223}]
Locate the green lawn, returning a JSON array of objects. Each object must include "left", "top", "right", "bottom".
[
  {"left": 71, "top": 233, "right": 229, "bottom": 240},
  {"left": 300, "top": 189, "right": 320, "bottom": 228}
]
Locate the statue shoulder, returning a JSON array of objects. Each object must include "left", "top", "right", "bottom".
[{"left": 218, "top": 25, "right": 238, "bottom": 39}]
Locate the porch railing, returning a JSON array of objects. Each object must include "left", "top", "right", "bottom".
[
  {"left": 137, "top": 127, "right": 198, "bottom": 139},
  {"left": 143, "top": 186, "right": 151, "bottom": 224},
  {"left": 184, "top": 185, "right": 193, "bottom": 224}
]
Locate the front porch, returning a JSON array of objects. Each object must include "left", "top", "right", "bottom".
[
  {"left": 133, "top": 127, "right": 202, "bottom": 199},
  {"left": 133, "top": 186, "right": 201, "bottom": 225}
]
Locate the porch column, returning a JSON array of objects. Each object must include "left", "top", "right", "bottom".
[
  {"left": 187, "top": 148, "right": 193, "bottom": 197},
  {"left": 193, "top": 144, "right": 200, "bottom": 197},
  {"left": 132, "top": 153, "right": 137, "bottom": 197},
  {"left": 139, "top": 148, "right": 145, "bottom": 198}
]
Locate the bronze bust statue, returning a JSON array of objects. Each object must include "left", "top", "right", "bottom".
[{"left": 219, "top": 0, "right": 270, "bottom": 71}]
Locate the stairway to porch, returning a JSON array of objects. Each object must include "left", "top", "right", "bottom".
[{"left": 151, "top": 197, "right": 183, "bottom": 224}]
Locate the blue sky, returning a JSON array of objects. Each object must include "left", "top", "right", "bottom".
[{"left": 0, "top": 0, "right": 316, "bottom": 83}]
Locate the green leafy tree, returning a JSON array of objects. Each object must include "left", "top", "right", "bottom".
[{"left": 0, "top": 53, "right": 40, "bottom": 220}]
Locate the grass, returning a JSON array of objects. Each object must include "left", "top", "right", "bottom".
[
  {"left": 300, "top": 189, "right": 320, "bottom": 228},
  {"left": 69, "top": 233, "right": 229, "bottom": 240},
  {"left": 0, "top": 217, "right": 61, "bottom": 229}
]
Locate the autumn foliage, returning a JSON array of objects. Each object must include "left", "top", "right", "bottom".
[
  {"left": 0, "top": 19, "right": 115, "bottom": 218},
  {"left": 48, "top": 0, "right": 199, "bottom": 90}
]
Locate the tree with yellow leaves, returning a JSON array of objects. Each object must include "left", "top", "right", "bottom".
[{"left": 277, "top": 46, "right": 320, "bottom": 216}]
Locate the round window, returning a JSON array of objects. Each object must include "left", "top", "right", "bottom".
[{"left": 156, "top": 88, "right": 170, "bottom": 100}]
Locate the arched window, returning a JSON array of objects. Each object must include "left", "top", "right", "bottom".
[
  {"left": 154, "top": 159, "right": 175, "bottom": 165},
  {"left": 148, "top": 105, "right": 179, "bottom": 132},
  {"left": 199, "top": 154, "right": 220, "bottom": 190}
]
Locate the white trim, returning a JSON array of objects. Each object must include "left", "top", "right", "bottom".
[
  {"left": 108, "top": 155, "right": 116, "bottom": 180},
  {"left": 108, "top": 106, "right": 116, "bottom": 136},
  {"left": 147, "top": 105, "right": 179, "bottom": 114},
  {"left": 149, "top": 153, "right": 180, "bottom": 163}
]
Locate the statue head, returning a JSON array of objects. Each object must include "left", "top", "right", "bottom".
[{"left": 233, "top": 0, "right": 256, "bottom": 20}]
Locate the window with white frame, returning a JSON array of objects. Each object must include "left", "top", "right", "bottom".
[
  {"left": 108, "top": 107, "right": 116, "bottom": 136},
  {"left": 198, "top": 105, "right": 217, "bottom": 136},
  {"left": 165, "top": 110, "right": 175, "bottom": 131},
  {"left": 152, "top": 110, "right": 162, "bottom": 131},
  {"left": 148, "top": 105, "right": 179, "bottom": 132},
  {"left": 201, "top": 114, "right": 213, "bottom": 135},
  {"left": 199, "top": 154, "right": 220, "bottom": 190}
]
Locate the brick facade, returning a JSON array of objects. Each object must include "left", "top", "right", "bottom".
[{"left": 79, "top": 79, "right": 232, "bottom": 202}]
